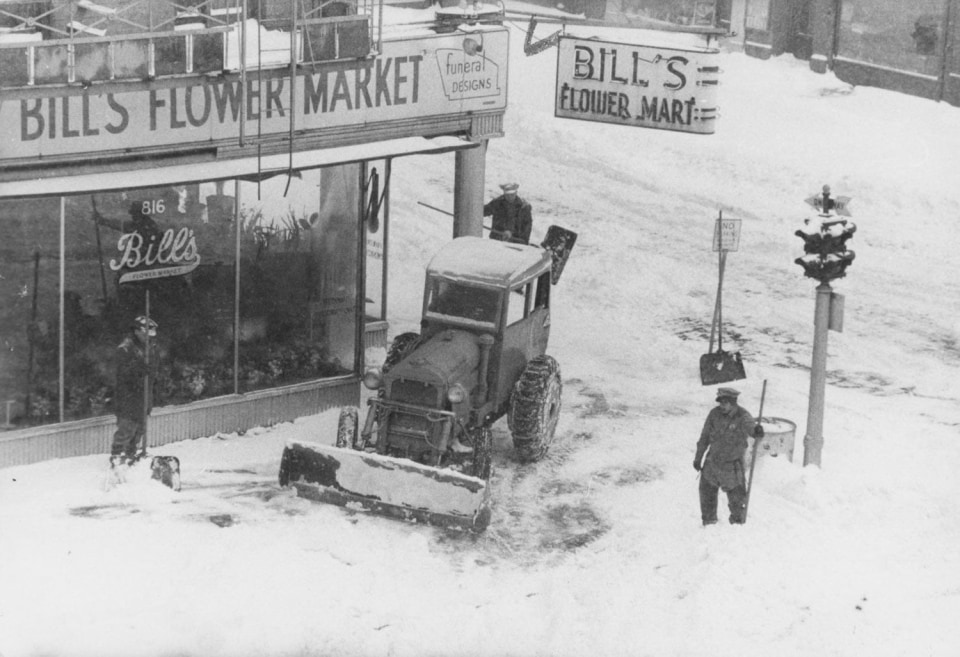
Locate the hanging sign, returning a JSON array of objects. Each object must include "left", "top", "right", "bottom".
[{"left": 554, "top": 36, "right": 720, "bottom": 134}]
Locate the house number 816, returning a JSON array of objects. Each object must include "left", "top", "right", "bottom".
[{"left": 141, "top": 199, "right": 165, "bottom": 215}]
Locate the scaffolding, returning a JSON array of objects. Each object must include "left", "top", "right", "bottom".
[{"left": 0, "top": 0, "right": 382, "bottom": 86}]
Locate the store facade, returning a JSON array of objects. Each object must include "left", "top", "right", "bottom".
[
  {"left": 0, "top": 0, "right": 508, "bottom": 466},
  {"left": 728, "top": 0, "right": 960, "bottom": 105}
]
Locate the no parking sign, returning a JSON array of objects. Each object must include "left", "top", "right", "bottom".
[{"left": 712, "top": 214, "right": 741, "bottom": 252}]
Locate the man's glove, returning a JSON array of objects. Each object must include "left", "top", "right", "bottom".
[
  {"left": 753, "top": 424, "right": 765, "bottom": 439},
  {"left": 692, "top": 458, "right": 701, "bottom": 472}
]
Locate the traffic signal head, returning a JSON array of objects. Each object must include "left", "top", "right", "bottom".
[{"left": 795, "top": 218, "right": 856, "bottom": 282}]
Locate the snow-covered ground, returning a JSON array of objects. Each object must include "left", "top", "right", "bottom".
[{"left": 3, "top": 11, "right": 960, "bottom": 657}]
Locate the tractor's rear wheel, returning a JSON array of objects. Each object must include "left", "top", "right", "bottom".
[
  {"left": 336, "top": 406, "right": 360, "bottom": 449},
  {"left": 508, "top": 355, "right": 562, "bottom": 463}
]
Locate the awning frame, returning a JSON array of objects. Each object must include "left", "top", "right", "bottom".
[{"left": 0, "top": 135, "right": 476, "bottom": 199}]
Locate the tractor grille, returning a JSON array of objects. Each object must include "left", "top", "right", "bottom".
[
  {"left": 390, "top": 379, "right": 439, "bottom": 407},
  {"left": 390, "top": 412, "right": 432, "bottom": 437}
]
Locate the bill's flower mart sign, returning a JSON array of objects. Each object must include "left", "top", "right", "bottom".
[
  {"left": 554, "top": 36, "right": 719, "bottom": 135},
  {"left": 1, "top": 31, "right": 508, "bottom": 160}
]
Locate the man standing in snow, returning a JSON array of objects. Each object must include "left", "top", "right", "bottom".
[
  {"left": 484, "top": 182, "right": 533, "bottom": 245},
  {"left": 110, "top": 315, "right": 158, "bottom": 467},
  {"left": 693, "top": 387, "right": 764, "bottom": 525}
]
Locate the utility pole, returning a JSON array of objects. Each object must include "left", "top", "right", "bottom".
[{"left": 794, "top": 185, "right": 856, "bottom": 467}]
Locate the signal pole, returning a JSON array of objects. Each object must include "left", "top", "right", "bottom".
[
  {"left": 794, "top": 185, "right": 855, "bottom": 468},
  {"left": 803, "top": 282, "right": 832, "bottom": 466}
]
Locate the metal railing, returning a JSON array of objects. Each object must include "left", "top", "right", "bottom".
[{"left": 0, "top": 0, "right": 381, "bottom": 88}]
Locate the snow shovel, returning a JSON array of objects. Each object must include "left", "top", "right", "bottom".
[
  {"left": 743, "top": 379, "right": 767, "bottom": 523},
  {"left": 541, "top": 225, "right": 578, "bottom": 284},
  {"left": 699, "top": 250, "right": 746, "bottom": 385}
]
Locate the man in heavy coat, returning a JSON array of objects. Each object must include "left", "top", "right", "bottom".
[
  {"left": 484, "top": 182, "right": 533, "bottom": 245},
  {"left": 693, "top": 387, "right": 763, "bottom": 525},
  {"left": 110, "top": 315, "right": 157, "bottom": 466}
]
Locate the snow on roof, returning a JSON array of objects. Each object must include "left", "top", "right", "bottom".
[{"left": 426, "top": 236, "right": 551, "bottom": 287}]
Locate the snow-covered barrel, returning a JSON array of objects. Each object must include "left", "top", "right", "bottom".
[{"left": 746, "top": 417, "right": 796, "bottom": 469}]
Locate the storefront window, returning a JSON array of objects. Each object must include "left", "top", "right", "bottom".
[
  {"left": 619, "top": 0, "right": 716, "bottom": 26},
  {"left": 60, "top": 193, "right": 132, "bottom": 423},
  {"left": 101, "top": 183, "right": 240, "bottom": 407},
  {"left": 237, "top": 165, "right": 358, "bottom": 393},
  {"left": 0, "top": 197, "right": 61, "bottom": 425},
  {"left": 837, "top": 0, "right": 947, "bottom": 74},
  {"left": 0, "top": 165, "right": 361, "bottom": 429},
  {"left": 745, "top": 0, "right": 770, "bottom": 32}
]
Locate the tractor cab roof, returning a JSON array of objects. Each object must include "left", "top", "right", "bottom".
[{"left": 426, "top": 237, "right": 551, "bottom": 288}]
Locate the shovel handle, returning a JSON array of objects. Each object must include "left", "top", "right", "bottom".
[
  {"left": 744, "top": 379, "right": 768, "bottom": 522},
  {"left": 755, "top": 378, "right": 767, "bottom": 424},
  {"left": 708, "top": 250, "right": 727, "bottom": 353},
  {"left": 417, "top": 201, "right": 492, "bottom": 231},
  {"left": 141, "top": 290, "right": 151, "bottom": 456},
  {"left": 708, "top": 286, "right": 720, "bottom": 353}
]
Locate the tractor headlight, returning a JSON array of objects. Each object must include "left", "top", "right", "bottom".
[
  {"left": 362, "top": 367, "right": 383, "bottom": 390},
  {"left": 447, "top": 383, "right": 467, "bottom": 404}
]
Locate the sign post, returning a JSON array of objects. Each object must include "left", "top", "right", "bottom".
[{"left": 700, "top": 210, "right": 746, "bottom": 385}]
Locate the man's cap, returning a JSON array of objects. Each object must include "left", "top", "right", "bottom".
[
  {"left": 500, "top": 182, "right": 519, "bottom": 193},
  {"left": 715, "top": 387, "right": 740, "bottom": 402},
  {"left": 133, "top": 315, "right": 158, "bottom": 336}
]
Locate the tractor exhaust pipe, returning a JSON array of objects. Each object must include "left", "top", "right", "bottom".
[{"left": 477, "top": 334, "right": 495, "bottom": 402}]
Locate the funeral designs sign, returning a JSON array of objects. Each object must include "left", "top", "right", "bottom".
[
  {"left": 554, "top": 37, "right": 719, "bottom": 134},
  {"left": 435, "top": 48, "right": 502, "bottom": 100}
]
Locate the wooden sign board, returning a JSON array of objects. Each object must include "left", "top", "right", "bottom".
[{"left": 555, "top": 36, "right": 720, "bottom": 134}]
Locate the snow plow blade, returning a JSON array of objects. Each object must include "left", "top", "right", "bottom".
[{"left": 278, "top": 441, "right": 491, "bottom": 532}]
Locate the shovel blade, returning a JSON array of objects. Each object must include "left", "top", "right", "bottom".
[
  {"left": 699, "top": 350, "right": 747, "bottom": 386},
  {"left": 279, "top": 441, "right": 491, "bottom": 532},
  {"left": 541, "top": 225, "right": 578, "bottom": 284},
  {"left": 150, "top": 456, "right": 181, "bottom": 491}
]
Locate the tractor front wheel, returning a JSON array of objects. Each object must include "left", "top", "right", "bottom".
[{"left": 508, "top": 355, "right": 562, "bottom": 463}]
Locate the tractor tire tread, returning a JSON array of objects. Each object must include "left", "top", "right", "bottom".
[{"left": 508, "top": 355, "right": 562, "bottom": 462}]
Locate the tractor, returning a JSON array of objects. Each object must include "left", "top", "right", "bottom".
[{"left": 279, "top": 228, "right": 575, "bottom": 531}]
